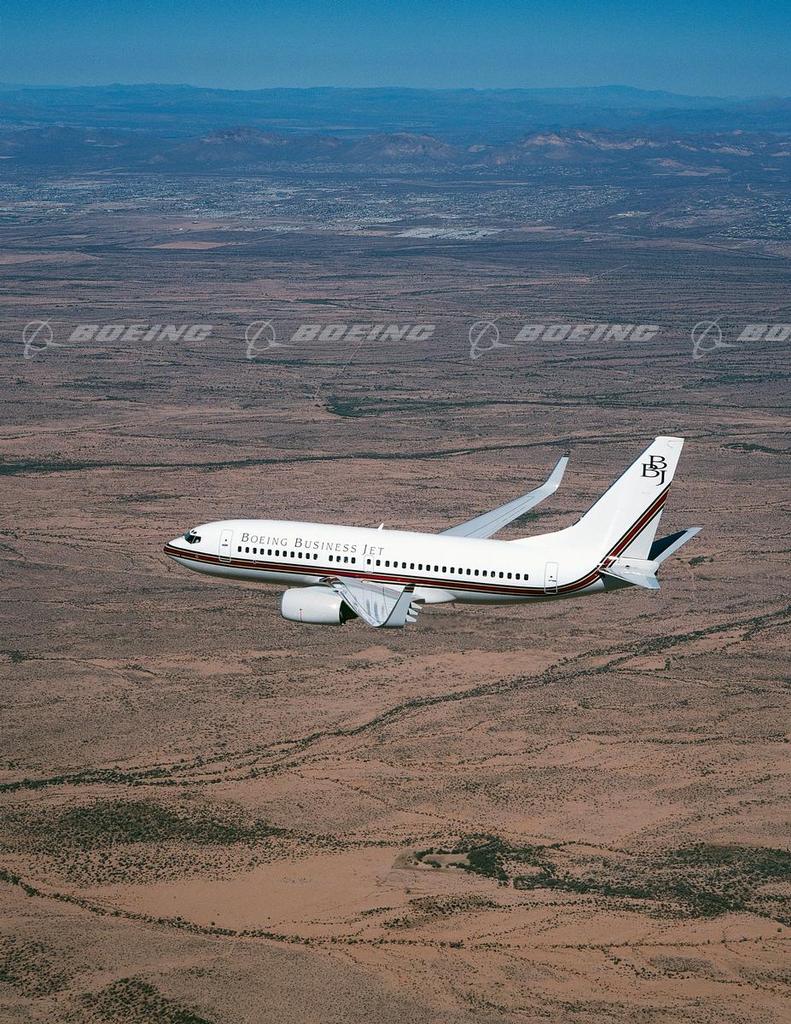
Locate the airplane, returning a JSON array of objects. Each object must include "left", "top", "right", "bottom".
[{"left": 164, "top": 436, "right": 701, "bottom": 629}]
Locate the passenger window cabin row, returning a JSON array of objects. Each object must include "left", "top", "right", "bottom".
[
  {"left": 368, "top": 557, "right": 525, "bottom": 580},
  {"left": 238, "top": 545, "right": 354, "bottom": 564},
  {"left": 235, "top": 546, "right": 526, "bottom": 580}
]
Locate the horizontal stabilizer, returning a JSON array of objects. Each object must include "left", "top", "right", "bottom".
[
  {"left": 649, "top": 526, "right": 702, "bottom": 564},
  {"left": 602, "top": 557, "right": 660, "bottom": 590}
]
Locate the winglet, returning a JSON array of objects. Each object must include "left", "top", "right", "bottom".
[{"left": 545, "top": 453, "right": 569, "bottom": 492}]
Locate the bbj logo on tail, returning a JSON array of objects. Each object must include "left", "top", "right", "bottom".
[{"left": 642, "top": 454, "right": 668, "bottom": 485}]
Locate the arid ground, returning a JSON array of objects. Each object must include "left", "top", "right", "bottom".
[{"left": 1, "top": 170, "right": 790, "bottom": 1023}]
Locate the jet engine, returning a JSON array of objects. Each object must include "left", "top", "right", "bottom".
[{"left": 280, "top": 586, "right": 355, "bottom": 625}]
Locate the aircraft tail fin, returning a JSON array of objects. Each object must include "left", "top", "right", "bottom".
[{"left": 571, "top": 436, "right": 685, "bottom": 560}]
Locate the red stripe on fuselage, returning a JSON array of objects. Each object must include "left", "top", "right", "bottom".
[
  {"left": 164, "top": 483, "right": 670, "bottom": 599},
  {"left": 163, "top": 545, "right": 547, "bottom": 597}
]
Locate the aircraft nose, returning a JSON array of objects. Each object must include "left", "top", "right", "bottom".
[{"left": 164, "top": 536, "right": 187, "bottom": 556}]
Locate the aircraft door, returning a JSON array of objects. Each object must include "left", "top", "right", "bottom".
[
  {"left": 544, "top": 561, "right": 558, "bottom": 594},
  {"left": 219, "top": 528, "right": 234, "bottom": 563}
]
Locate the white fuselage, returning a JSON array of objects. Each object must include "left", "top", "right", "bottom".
[
  {"left": 162, "top": 438, "right": 692, "bottom": 625},
  {"left": 164, "top": 518, "right": 610, "bottom": 604}
]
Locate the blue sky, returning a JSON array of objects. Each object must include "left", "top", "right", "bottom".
[{"left": 2, "top": 0, "right": 789, "bottom": 95}]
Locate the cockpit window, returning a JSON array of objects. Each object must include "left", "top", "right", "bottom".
[{"left": 183, "top": 529, "right": 201, "bottom": 544}]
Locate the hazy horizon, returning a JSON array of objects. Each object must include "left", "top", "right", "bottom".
[
  {"left": 0, "top": 81, "right": 786, "bottom": 101},
  {"left": 2, "top": 1, "right": 789, "bottom": 96}
]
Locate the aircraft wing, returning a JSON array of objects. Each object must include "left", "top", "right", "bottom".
[
  {"left": 440, "top": 454, "right": 569, "bottom": 539},
  {"left": 322, "top": 577, "right": 422, "bottom": 629}
]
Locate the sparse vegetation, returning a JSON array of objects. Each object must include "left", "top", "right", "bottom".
[
  {"left": 384, "top": 894, "right": 498, "bottom": 928},
  {"left": 0, "top": 799, "right": 293, "bottom": 885},
  {"left": 0, "top": 649, "right": 28, "bottom": 663},
  {"left": 0, "top": 936, "right": 69, "bottom": 997},
  {"left": 80, "top": 977, "right": 214, "bottom": 1024},
  {"left": 36, "top": 799, "right": 285, "bottom": 849},
  {"left": 415, "top": 838, "right": 791, "bottom": 922},
  {"left": 2, "top": 116, "right": 790, "bottom": 1023}
]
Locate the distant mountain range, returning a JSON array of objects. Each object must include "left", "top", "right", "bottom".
[
  {"left": 1, "top": 84, "right": 790, "bottom": 138},
  {"left": 2, "top": 124, "right": 790, "bottom": 180}
]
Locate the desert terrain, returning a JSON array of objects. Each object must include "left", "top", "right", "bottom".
[{"left": 0, "top": 99, "right": 790, "bottom": 1022}]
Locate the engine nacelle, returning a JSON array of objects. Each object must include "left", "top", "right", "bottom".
[{"left": 280, "top": 586, "right": 355, "bottom": 625}]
